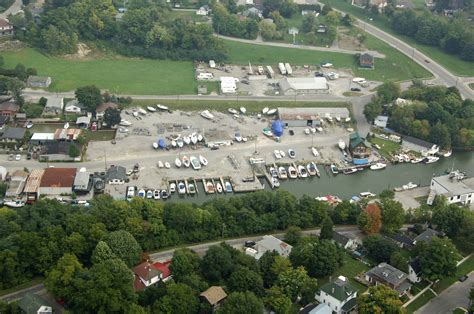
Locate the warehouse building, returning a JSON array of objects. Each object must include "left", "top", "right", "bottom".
[
  {"left": 38, "top": 167, "right": 76, "bottom": 197},
  {"left": 277, "top": 107, "right": 350, "bottom": 127},
  {"left": 219, "top": 77, "right": 238, "bottom": 94},
  {"left": 278, "top": 77, "right": 329, "bottom": 95}
]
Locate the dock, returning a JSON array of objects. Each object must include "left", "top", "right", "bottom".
[{"left": 219, "top": 177, "right": 226, "bottom": 193}]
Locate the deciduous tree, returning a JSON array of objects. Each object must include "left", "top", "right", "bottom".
[
  {"left": 103, "top": 230, "right": 142, "bottom": 267},
  {"left": 75, "top": 85, "right": 102, "bottom": 113},
  {"left": 358, "top": 203, "right": 382, "bottom": 235},
  {"left": 218, "top": 291, "right": 264, "bottom": 314},
  {"left": 319, "top": 216, "right": 334, "bottom": 240},
  {"left": 380, "top": 199, "right": 405, "bottom": 234},
  {"left": 358, "top": 285, "right": 405, "bottom": 314},
  {"left": 418, "top": 237, "right": 461, "bottom": 281},
  {"left": 170, "top": 248, "right": 200, "bottom": 282}
]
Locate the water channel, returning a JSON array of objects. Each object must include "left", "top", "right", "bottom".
[{"left": 171, "top": 152, "right": 473, "bottom": 204}]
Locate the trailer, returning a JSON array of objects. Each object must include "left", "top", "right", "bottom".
[
  {"left": 197, "top": 72, "right": 214, "bottom": 80},
  {"left": 278, "top": 63, "right": 287, "bottom": 75},
  {"left": 266, "top": 65, "right": 274, "bottom": 78},
  {"left": 284, "top": 63, "right": 292, "bottom": 76}
]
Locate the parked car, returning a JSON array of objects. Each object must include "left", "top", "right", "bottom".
[
  {"left": 289, "top": 129, "right": 295, "bottom": 136},
  {"left": 15, "top": 154, "right": 21, "bottom": 161},
  {"left": 27, "top": 152, "right": 32, "bottom": 160},
  {"left": 244, "top": 240, "right": 256, "bottom": 248},
  {"left": 459, "top": 275, "right": 468, "bottom": 282},
  {"left": 351, "top": 87, "right": 361, "bottom": 92},
  {"left": 8, "top": 154, "right": 14, "bottom": 161}
]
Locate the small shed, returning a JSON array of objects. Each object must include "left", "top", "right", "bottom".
[
  {"left": 359, "top": 53, "right": 374, "bottom": 69},
  {"left": 27, "top": 75, "right": 52, "bottom": 88},
  {"left": 200, "top": 286, "right": 227, "bottom": 308}
]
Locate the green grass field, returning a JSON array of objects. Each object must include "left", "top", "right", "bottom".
[
  {"left": 405, "top": 290, "right": 436, "bottom": 313},
  {"left": 369, "top": 137, "right": 401, "bottom": 158},
  {"left": 432, "top": 255, "right": 474, "bottom": 293},
  {"left": 452, "top": 308, "right": 467, "bottom": 314},
  {"left": 317, "top": 253, "right": 369, "bottom": 292},
  {"left": 1, "top": 48, "right": 197, "bottom": 94},
  {"left": 319, "top": 0, "right": 474, "bottom": 76},
  {"left": 223, "top": 37, "right": 430, "bottom": 81}
]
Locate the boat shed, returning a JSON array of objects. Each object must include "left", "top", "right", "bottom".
[
  {"left": 30, "top": 133, "right": 55, "bottom": 145},
  {"left": 73, "top": 170, "right": 92, "bottom": 194},
  {"left": 23, "top": 168, "right": 45, "bottom": 203},
  {"left": 278, "top": 77, "right": 328, "bottom": 95},
  {"left": 277, "top": 107, "right": 350, "bottom": 127},
  {"left": 219, "top": 77, "right": 237, "bottom": 94}
]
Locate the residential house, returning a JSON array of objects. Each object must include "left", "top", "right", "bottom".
[
  {"left": 76, "top": 115, "right": 91, "bottom": 129},
  {"left": 242, "top": 7, "right": 263, "bottom": 18},
  {"left": 401, "top": 135, "right": 438, "bottom": 156},
  {"left": 315, "top": 276, "right": 358, "bottom": 314},
  {"left": 365, "top": 263, "right": 411, "bottom": 296},
  {"left": 1, "top": 127, "right": 26, "bottom": 144},
  {"left": 0, "top": 116, "right": 9, "bottom": 130},
  {"left": 299, "top": 303, "right": 332, "bottom": 314},
  {"left": 18, "top": 293, "right": 52, "bottom": 314},
  {"left": 73, "top": 170, "right": 92, "bottom": 195},
  {"left": 0, "top": 101, "right": 19, "bottom": 117},
  {"left": 0, "top": 18, "right": 14, "bottom": 37},
  {"left": 333, "top": 231, "right": 359, "bottom": 251},
  {"left": 413, "top": 228, "right": 443, "bottom": 244},
  {"left": 42, "top": 97, "right": 64, "bottom": 115},
  {"left": 26, "top": 75, "right": 52, "bottom": 88},
  {"left": 133, "top": 261, "right": 172, "bottom": 291},
  {"left": 30, "top": 133, "right": 55, "bottom": 145},
  {"left": 106, "top": 165, "right": 127, "bottom": 185},
  {"left": 196, "top": 5, "right": 211, "bottom": 15},
  {"left": 23, "top": 169, "right": 45, "bottom": 203},
  {"left": 96, "top": 102, "right": 118, "bottom": 119},
  {"left": 349, "top": 132, "right": 371, "bottom": 164},
  {"left": 374, "top": 115, "right": 388, "bottom": 128},
  {"left": 386, "top": 233, "right": 415, "bottom": 249},
  {"left": 65, "top": 100, "right": 85, "bottom": 114},
  {"left": 200, "top": 286, "right": 228, "bottom": 309},
  {"left": 245, "top": 235, "right": 293, "bottom": 260},
  {"left": 54, "top": 128, "right": 82, "bottom": 141},
  {"left": 5, "top": 170, "right": 28, "bottom": 198},
  {"left": 408, "top": 258, "right": 422, "bottom": 283},
  {"left": 38, "top": 167, "right": 76, "bottom": 197},
  {"left": 359, "top": 53, "right": 374, "bottom": 69},
  {"left": 428, "top": 170, "right": 474, "bottom": 205}
]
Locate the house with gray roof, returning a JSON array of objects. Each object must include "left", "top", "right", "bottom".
[
  {"left": 106, "top": 165, "right": 127, "bottom": 185},
  {"left": 73, "top": 170, "right": 92, "bottom": 194},
  {"left": 332, "top": 231, "right": 358, "bottom": 250},
  {"left": 365, "top": 263, "right": 411, "bottom": 296},
  {"left": 413, "top": 228, "right": 443, "bottom": 244},
  {"left": 315, "top": 276, "right": 357, "bottom": 314},
  {"left": 18, "top": 293, "right": 52, "bottom": 314},
  {"left": 27, "top": 75, "right": 52, "bottom": 88},
  {"left": 245, "top": 235, "right": 292, "bottom": 260},
  {"left": 42, "top": 97, "right": 64, "bottom": 115},
  {"left": 1, "top": 127, "right": 26, "bottom": 143}
]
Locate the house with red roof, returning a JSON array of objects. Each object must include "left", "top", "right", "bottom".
[{"left": 133, "top": 260, "right": 172, "bottom": 292}]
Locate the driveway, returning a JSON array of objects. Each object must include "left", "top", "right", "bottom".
[{"left": 416, "top": 273, "right": 473, "bottom": 314}]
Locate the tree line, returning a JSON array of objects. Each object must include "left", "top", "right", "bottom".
[{"left": 364, "top": 82, "right": 474, "bottom": 150}]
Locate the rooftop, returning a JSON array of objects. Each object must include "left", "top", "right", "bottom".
[
  {"left": 73, "top": 171, "right": 90, "bottom": 188},
  {"left": 1, "top": 127, "right": 26, "bottom": 140},
  {"left": 76, "top": 116, "right": 91, "bottom": 125},
  {"left": 96, "top": 102, "right": 118, "bottom": 113},
  {"left": 18, "top": 293, "right": 52, "bottom": 314},
  {"left": 349, "top": 132, "right": 370, "bottom": 149},
  {"left": 332, "top": 231, "right": 352, "bottom": 247},
  {"left": 402, "top": 135, "right": 435, "bottom": 149},
  {"left": 40, "top": 168, "right": 76, "bottom": 188},
  {"left": 299, "top": 303, "right": 332, "bottom": 314},
  {"left": 366, "top": 263, "right": 408, "bottom": 287},
  {"left": 414, "top": 228, "right": 443, "bottom": 243},
  {"left": 279, "top": 77, "right": 328, "bottom": 91},
  {"left": 432, "top": 172, "right": 474, "bottom": 196},
  {"left": 200, "top": 286, "right": 227, "bottom": 305},
  {"left": 23, "top": 169, "right": 45, "bottom": 193},
  {"left": 278, "top": 107, "right": 350, "bottom": 121},
  {"left": 54, "top": 128, "right": 82, "bottom": 140},
  {"left": 133, "top": 262, "right": 162, "bottom": 282},
  {"left": 319, "top": 276, "right": 356, "bottom": 302},
  {"left": 0, "top": 101, "right": 19, "bottom": 112},
  {"left": 107, "top": 165, "right": 126, "bottom": 181},
  {"left": 27, "top": 75, "right": 51, "bottom": 84},
  {"left": 0, "top": 18, "right": 12, "bottom": 28},
  {"left": 31, "top": 133, "right": 55, "bottom": 141},
  {"left": 409, "top": 258, "right": 422, "bottom": 275},
  {"left": 256, "top": 235, "right": 292, "bottom": 256}
]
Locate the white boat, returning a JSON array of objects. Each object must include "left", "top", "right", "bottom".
[
  {"left": 152, "top": 142, "right": 158, "bottom": 149},
  {"left": 271, "top": 177, "right": 280, "bottom": 188},
  {"left": 443, "top": 150, "right": 452, "bottom": 157},
  {"left": 359, "top": 192, "right": 376, "bottom": 198},
  {"left": 297, "top": 165, "right": 308, "bottom": 178},
  {"left": 182, "top": 156, "right": 191, "bottom": 168},
  {"left": 64, "top": 122, "right": 70, "bottom": 129},
  {"left": 175, "top": 157, "right": 182, "bottom": 168},
  {"left": 305, "top": 128, "right": 310, "bottom": 135},
  {"left": 188, "top": 183, "right": 196, "bottom": 194},
  {"left": 138, "top": 108, "right": 147, "bottom": 115},
  {"left": 338, "top": 139, "right": 346, "bottom": 150},
  {"left": 161, "top": 190, "right": 169, "bottom": 199},
  {"left": 119, "top": 120, "right": 132, "bottom": 126},
  {"left": 118, "top": 127, "right": 128, "bottom": 133},
  {"left": 158, "top": 161, "right": 164, "bottom": 168},
  {"left": 138, "top": 189, "right": 146, "bottom": 198},
  {"left": 316, "top": 127, "right": 323, "bottom": 132},
  {"left": 183, "top": 136, "right": 191, "bottom": 145},
  {"left": 262, "top": 128, "right": 273, "bottom": 137},
  {"left": 171, "top": 140, "right": 177, "bottom": 147},
  {"left": 164, "top": 162, "right": 171, "bottom": 169},
  {"left": 310, "top": 128, "right": 316, "bottom": 134},
  {"left": 228, "top": 108, "right": 238, "bottom": 114},
  {"left": 343, "top": 168, "right": 358, "bottom": 175},
  {"left": 312, "top": 147, "right": 319, "bottom": 157},
  {"left": 370, "top": 163, "right": 387, "bottom": 170},
  {"left": 411, "top": 157, "right": 424, "bottom": 164},
  {"left": 225, "top": 181, "right": 233, "bottom": 193},
  {"left": 242, "top": 137, "right": 248, "bottom": 142},
  {"left": 153, "top": 189, "right": 161, "bottom": 200},
  {"left": 307, "top": 163, "right": 317, "bottom": 176},
  {"left": 132, "top": 111, "right": 138, "bottom": 117},
  {"left": 278, "top": 167, "right": 288, "bottom": 179},
  {"left": 269, "top": 167, "right": 278, "bottom": 178},
  {"left": 240, "top": 107, "right": 246, "bottom": 114},
  {"left": 146, "top": 190, "right": 153, "bottom": 199},
  {"left": 336, "top": 116, "right": 341, "bottom": 122},
  {"left": 331, "top": 164, "right": 339, "bottom": 175},
  {"left": 267, "top": 108, "right": 277, "bottom": 115},
  {"left": 199, "top": 155, "right": 208, "bottom": 166},
  {"left": 191, "top": 135, "right": 198, "bottom": 145},
  {"left": 206, "top": 181, "right": 215, "bottom": 194},
  {"left": 234, "top": 132, "right": 242, "bottom": 142},
  {"left": 274, "top": 150, "right": 282, "bottom": 159},
  {"left": 26, "top": 121, "right": 33, "bottom": 129},
  {"left": 424, "top": 156, "right": 439, "bottom": 164},
  {"left": 190, "top": 156, "right": 201, "bottom": 170},
  {"left": 177, "top": 139, "right": 184, "bottom": 148},
  {"left": 262, "top": 107, "right": 269, "bottom": 114},
  {"left": 279, "top": 150, "right": 285, "bottom": 157},
  {"left": 157, "top": 104, "right": 169, "bottom": 110},
  {"left": 216, "top": 182, "right": 223, "bottom": 193},
  {"left": 147, "top": 106, "right": 156, "bottom": 112},
  {"left": 288, "top": 166, "right": 298, "bottom": 179},
  {"left": 402, "top": 182, "right": 418, "bottom": 190},
  {"left": 169, "top": 183, "right": 176, "bottom": 193},
  {"left": 178, "top": 182, "right": 186, "bottom": 194},
  {"left": 197, "top": 134, "right": 203, "bottom": 142},
  {"left": 288, "top": 149, "right": 296, "bottom": 159},
  {"left": 200, "top": 110, "right": 215, "bottom": 120},
  {"left": 345, "top": 117, "right": 351, "bottom": 122},
  {"left": 4, "top": 200, "right": 25, "bottom": 208}
]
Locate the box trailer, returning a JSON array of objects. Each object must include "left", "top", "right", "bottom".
[
  {"left": 278, "top": 63, "right": 287, "bottom": 75},
  {"left": 266, "top": 65, "right": 274, "bottom": 78},
  {"left": 284, "top": 63, "right": 292, "bottom": 75}
]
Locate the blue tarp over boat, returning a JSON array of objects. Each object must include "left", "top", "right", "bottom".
[
  {"left": 158, "top": 138, "right": 166, "bottom": 149},
  {"left": 271, "top": 120, "right": 284, "bottom": 137}
]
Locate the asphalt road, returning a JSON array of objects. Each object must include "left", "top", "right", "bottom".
[
  {"left": 0, "top": 284, "right": 44, "bottom": 302},
  {"left": 0, "top": 0, "right": 22, "bottom": 18},
  {"left": 417, "top": 272, "right": 473, "bottom": 314}
]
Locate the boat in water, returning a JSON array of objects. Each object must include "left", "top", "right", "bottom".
[
  {"left": 206, "top": 181, "right": 215, "bottom": 194},
  {"left": 411, "top": 157, "right": 424, "bottom": 164},
  {"left": 309, "top": 162, "right": 320, "bottom": 177},
  {"left": 225, "top": 181, "right": 233, "bottom": 193},
  {"left": 297, "top": 165, "right": 308, "bottom": 178},
  {"left": 216, "top": 182, "right": 223, "bottom": 193},
  {"left": 199, "top": 155, "right": 208, "bottom": 166},
  {"left": 161, "top": 190, "right": 169, "bottom": 199},
  {"left": 240, "top": 107, "right": 246, "bottom": 114},
  {"left": 278, "top": 167, "right": 288, "bottom": 179},
  {"left": 188, "top": 183, "right": 196, "bottom": 194},
  {"left": 443, "top": 150, "right": 452, "bottom": 157},
  {"left": 288, "top": 166, "right": 298, "bottom": 179},
  {"left": 190, "top": 156, "right": 201, "bottom": 170},
  {"left": 147, "top": 106, "right": 156, "bottom": 112},
  {"left": 169, "top": 183, "right": 176, "bottom": 193},
  {"left": 4, "top": 199, "right": 25, "bottom": 208},
  {"left": 338, "top": 139, "right": 346, "bottom": 150},
  {"left": 330, "top": 163, "right": 339, "bottom": 175},
  {"left": 288, "top": 149, "right": 296, "bottom": 159},
  {"left": 359, "top": 192, "right": 376, "bottom": 198},
  {"left": 269, "top": 167, "right": 278, "bottom": 178},
  {"left": 175, "top": 157, "right": 182, "bottom": 168},
  {"left": 200, "top": 110, "right": 215, "bottom": 120},
  {"left": 146, "top": 190, "right": 153, "bottom": 199},
  {"left": 307, "top": 163, "right": 317, "bottom": 176},
  {"left": 424, "top": 156, "right": 439, "bottom": 164},
  {"left": 271, "top": 177, "right": 280, "bottom": 188},
  {"left": 182, "top": 156, "right": 191, "bottom": 168},
  {"left": 312, "top": 147, "right": 319, "bottom": 157},
  {"left": 370, "top": 162, "right": 387, "bottom": 170},
  {"left": 153, "top": 189, "right": 161, "bottom": 200},
  {"left": 178, "top": 182, "right": 186, "bottom": 194},
  {"left": 138, "top": 189, "right": 146, "bottom": 198},
  {"left": 343, "top": 168, "right": 358, "bottom": 175},
  {"left": 228, "top": 108, "right": 238, "bottom": 114}
]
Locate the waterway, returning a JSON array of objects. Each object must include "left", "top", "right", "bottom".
[{"left": 171, "top": 152, "right": 473, "bottom": 204}]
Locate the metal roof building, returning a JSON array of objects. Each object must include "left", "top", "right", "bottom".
[
  {"left": 278, "top": 77, "right": 328, "bottom": 95},
  {"left": 277, "top": 107, "right": 350, "bottom": 127}
]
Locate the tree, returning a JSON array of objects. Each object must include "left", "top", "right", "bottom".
[
  {"left": 263, "top": 286, "right": 293, "bottom": 314},
  {"left": 258, "top": 251, "right": 279, "bottom": 288},
  {"left": 218, "top": 291, "right": 263, "bottom": 314},
  {"left": 91, "top": 241, "right": 117, "bottom": 264},
  {"left": 103, "top": 230, "right": 142, "bottom": 267},
  {"left": 390, "top": 251, "right": 408, "bottom": 273},
  {"left": 275, "top": 266, "right": 318, "bottom": 302},
  {"left": 319, "top": 216, "right": 334, "bottom": 240},
  {"left": 363, "top": 235, "right": 398, "bottom": 263},
  {"left": 103, "top": 107, "right": 121, "bottom": 127},
  {"left": 455, "top": 211, "right": 474, "bottom": 254},
  {"left": 379, "top": 189, "right": 395, "bottom": 199},
  {"left": 200, "top": 244, "right": 235, "bottom": 283},
  {"left": 170, "top": 248, "right": 200, "bottom": 282},
  {"left": 284, "top": 226, "right": 302, "bottom": 245},
  {"left": 68, "top": 144, "right": 80, "bottom": 158},
  {"left": 380, "top": 199, "right": 405, "bottom": 234},
  {"left": 331, "top": 201, "right": 361, "bottom": 224},
  {"left": 75, "top": 85, "right": 102, "bottom": 113},
  {"left": 377, "top": 82, "right": 400, "bottom": 103},
  {"left": 357, "top": 203, "right": 382, "bottom": 235},
  {"left": 321, "top": 4, "right": 332, "bottom": 15},
  {"left": 432, "top": 203, "right": 466, "bottom": 237},
  {"left": 227, "top": 266, "right": 264, "bottom": 296},
  {"left": 38, "top": 97, "right": 48, "bottom": 107},
  {"left": 358, "top": 285, "right": 405, "bottom": 314},
  {"left": 418, "top": 237, "right": 461, "bottom": 281},
  {"left": 153, "top": 283, "right": 199, "bottom": 313},
  {"left": 363, "top": 98, "right": 383, "bottom": 122},
  {"left": 45, "top": 253, "right": 84, "bottom": 300}
]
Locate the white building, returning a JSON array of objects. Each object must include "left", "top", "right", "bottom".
[
  {"left": 374, "top": 115, "right": 388, "bottom": 128},
  {"left": 332, "top": 232, "right": 359, "bottom": 251},
  {"left": 220, "top": 77, "right": 238, "bottom": 94},
  {"left": 408, "top": 259, "right": 422, "bottom": 283},
  {"left": 279, "top": 77, "right": 329, "bottom": 95},
  {"left": 196, "top": 5, "right": 211, "bottom": 16},
  {"left": 315, "top": 276, "right": 357, "bottom": 314},
  {"left": 278, "top": 107, "right": 350, "bottom": 128},
  {"left": 65, "top": 100, "right": 84, "bottom": 113},
  {"left": 429, "top": 171, "right": 474, "bottom": 205},
  {"left": 245, "top": 235, "right": 292, "bottom": 260}
]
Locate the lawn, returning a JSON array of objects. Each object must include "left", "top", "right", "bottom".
[
  {"left": 317, "top": 253, "right": 369, "bottom": 292},
  {"left": 1, "top": 48, "right": 197, "bottom": 94},
  {"left": 319, "top": 0, "right": 474, "bottom": 76},
  {"left": 369, "top": 137, "right": 401, "bottom": 158},
  {"left": 85, "top": 130, "right": 116, "bottom": 141},
  {"left": 223, "top": 37, "right": 430, "bottom": 81},
  {"left": 452, "top": 308, "right": 467, "bottom": 314},
  {"left": 432, "top": 255, "right": 474, "bottom": 293},
  {"left": 405, "top": 289, "right": 436, "bottom": 313},
  {"left": 168, "top": 10, "right": 209, "bottom": 23}
]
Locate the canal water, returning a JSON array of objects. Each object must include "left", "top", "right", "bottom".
[{"left": 171, "top": 152, "right": 474, "bottom": 204}]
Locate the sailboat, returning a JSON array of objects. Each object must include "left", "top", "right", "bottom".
[
  {"left": 370, "top": 162, "right": 387, "bottom": 170},
  {"left": 183, "top": 136, "right": 191, "bottom": 145},
  {"left": 147, "top": 106, "right": 156, "bottom": 112},
  {"left": 240, "top": 107, "right": 247, "bottom": 114},
  {"left": 64, "top": 122, "right": 70, "bottom": 129},
  {"left": 191, "top": 135, "right": 198, "bottom": 145},
  {"left": 338, "top": 139, "right": 346, "bottom": 150},
  {"left": 228, "top": 108, "right": 238, "bottom": 114},
  {"left": 307, "top": 163, "right": 317, "bottom": 176},
  {"left": 177, "top": 139, "right": 184, "bottom": 148},
  {"left": 158, "top": 161, "right": 164, "bottom": 168},
  {"left": 164, "top": 162, "right": 171, "bottom": 169},
  {"left": 216, "top": 182, "right": 223, "bottom": 193},
  {"left": 330, "top": 164, "right": 339, "bottom": 175},
  {"left": 225, "top": 181, "right": 233, "bottom": 193},
  {"left": 267, "top": 108, "right": 277, "bottom": 115},
  {"left": 178, "top": 182, "right": 186, "bottom": 194},
  {"left": 262, "top": 107, "right": 269, "bottom": 114},
  {"left": 312, "top": 147, "right": 319, "bottom": 157},
  {"left": 157, "top": 104, "right": 169, "bottom": 110}
]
